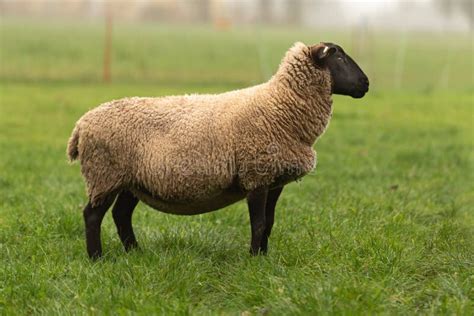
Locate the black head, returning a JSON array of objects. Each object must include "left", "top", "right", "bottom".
[{"left": 310, "top": 42, "right": 369, "bottom": 98}]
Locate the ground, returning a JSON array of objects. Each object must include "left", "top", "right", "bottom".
[{"left": 0, "top": 19, "right": 473, "bottom": 314}]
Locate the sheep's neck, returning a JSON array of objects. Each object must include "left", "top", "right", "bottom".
[{"left": 268, "top": 70, "right": 333, "bottom": 146}]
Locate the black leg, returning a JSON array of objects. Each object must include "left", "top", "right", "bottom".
[
  {"left": 112, "top": 190, "right": 139, "bottom": 252},
  {"left": 83, "top": 195, "right": 116, "bottom": 260},
  {"left": 247, "top": 187, "right": 268, "bottom": 255},
  {"left": 260, "top": 186, "right": 284, "bottom": 253}
]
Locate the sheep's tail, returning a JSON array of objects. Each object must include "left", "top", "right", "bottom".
[{"left": 67, "top": 125, "right": 80, "bottom": 162}]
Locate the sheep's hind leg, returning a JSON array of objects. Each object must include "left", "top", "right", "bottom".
[
  {"left": 260, "top": 186, "right": 284, "bottom": 254},
  {"left": 83, "top": 194, "right": 116, "bottom": 260},
  {"left": 112, "top": 190, "right": 139, "bottom": 252},
  {"left": 247, "top": 188, "right": 268, "bottom": 255}
]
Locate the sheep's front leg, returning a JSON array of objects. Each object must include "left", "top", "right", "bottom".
[
  {"left": 112, "top": 190, "right": 139, "bottom": 252},
  {"left": 247, "top": 188, "right": 268, "bottom": 255},
  {"left": 83, "top": 195, "right": 116, "bottom": 260},
  {"left": 260, "top": 186, "right": 284, "bottom": 254}
]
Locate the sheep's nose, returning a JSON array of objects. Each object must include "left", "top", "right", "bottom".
[
  {"left": 362, "top": 76, "right": 369, "bottom": 86},
  {"left": 359, "top": 77, "right": 369, "bottom": 91},
  {"left": 358, "top": 77, "right": 369, "bottom": 93}
]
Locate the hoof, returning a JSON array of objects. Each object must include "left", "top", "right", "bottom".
[
  {"left": 249, "top": 247, "right": 266, "bottom": 256},
  {"left": 124, "top": 241, "right": 139, "bottom": 252},
  {"left": 88, "top": 251, "right": 102, "bottom": 261}
]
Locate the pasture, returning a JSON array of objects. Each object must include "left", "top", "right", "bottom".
[{"left": 0, "top": 19, "right": 473, "bottom": 314}]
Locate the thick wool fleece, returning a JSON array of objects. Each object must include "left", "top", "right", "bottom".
[{"left": 67, "top": 42, "right": 333, "bottom": 214}]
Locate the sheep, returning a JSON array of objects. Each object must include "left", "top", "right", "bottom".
[{"left": 67, "top": 42, "right": 369, "bottom": 259}]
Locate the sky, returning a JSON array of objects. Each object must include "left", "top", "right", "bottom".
[
  {"left": 297, "top": 0, "right": 470, "bottom": 31},
  {"left": 343, "top": 0, "right": 398, "bottom": 13},
  {"left": 341, "top": 0, "right": 429, "bottom": 15}
]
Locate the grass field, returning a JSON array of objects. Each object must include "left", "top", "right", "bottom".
[{"left": 0, "top": 19, "right": 473, "bottom": 314}]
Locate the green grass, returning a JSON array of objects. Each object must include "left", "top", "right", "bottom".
[{"left": 0, "top": 19, "right": 473, "bottom": 314}]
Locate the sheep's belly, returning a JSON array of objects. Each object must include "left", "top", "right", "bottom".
[{"left": 131, "top": 188, "right": 246, "bottom": 215}]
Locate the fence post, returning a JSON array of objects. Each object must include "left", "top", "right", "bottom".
[{"left": 103, "top": 7, "right": 112, "bottom": 83}]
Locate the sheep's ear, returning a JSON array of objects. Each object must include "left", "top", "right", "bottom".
[{"left": 310, "top": 44, "right": 336, "bottom": 64}]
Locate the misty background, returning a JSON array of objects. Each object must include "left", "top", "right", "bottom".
[
  {"left": 1, "top": 0, "right": 472, "bottom": 31},
  {"left": 0, "top": 0, "right": 472, "bottom": 92}
]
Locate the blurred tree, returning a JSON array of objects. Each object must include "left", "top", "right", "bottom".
[
  {"left": 192, "top": 0, "right": 211, "bottom": 22},
  {"left": 458, "top": 0, "right": 473, "bottom": 26},
  {"left": 433, "top": 0, "right": 473, "bottom": 27},
  {"left": 257, "top": 0, "right": 273, "bottom": 24},
  {"left": 286, "top": 0, "right": 303, "bottom": 25},
  {"left": 434, "top": 0, "right": 454, "bottom": 15}
]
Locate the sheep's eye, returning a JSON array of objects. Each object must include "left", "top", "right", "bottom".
[{"left": 337, "top": 57, "right": 344, "bottom": 61}]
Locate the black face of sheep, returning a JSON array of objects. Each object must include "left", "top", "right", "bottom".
[{"left": 311, "top": 43, "right": 369, "bottom": 98}]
